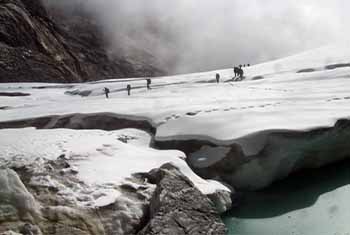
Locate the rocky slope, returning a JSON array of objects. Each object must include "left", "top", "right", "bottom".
[
  {"left": 0, "top": 156, "right": 228, "bottom": 235},
  {"left": 138, "top": 163, "right": 227, "bottom": 235},
  {"left": 0, "top": 0, "right": 164, "bottom": 83}
]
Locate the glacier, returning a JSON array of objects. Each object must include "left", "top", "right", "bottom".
[{"left": 1, "top": 43, "right": 350, "bottom": 234}]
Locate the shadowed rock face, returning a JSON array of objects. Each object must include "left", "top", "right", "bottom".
[
  {"left": 0, "top": 0, "right": 82, "bottom": 83},
  {"left": 138, "top": 163, "right": 227, "bottom": 235},
  {"left": 0, "top": 92, "right": 30, "bottom": 97},
  {"left": 0, "top": 113, "right": 156, "bottom": 134},
  {"left": 0, "top": 0, "right": 164, "bottom": 83}
]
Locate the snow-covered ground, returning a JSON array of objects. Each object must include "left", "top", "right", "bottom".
[
  {"left": 1, "top": 43, "right": 350, "bottom": 191},
  {"left": 1, "top": 43, "right": 350, "bottom": 234},
  {"left": 0, "top": 128, "right": 229, "bottom": 208},
  {"left": 1, "top": 44, "right": 350, "bottom": 155}
]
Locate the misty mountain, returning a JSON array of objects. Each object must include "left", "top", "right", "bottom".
[{"left": 0, "top": 0, "right": 164, "bottom": 83}]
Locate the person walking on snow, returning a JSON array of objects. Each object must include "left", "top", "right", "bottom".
[
  {"left": 127, "top": 84, "right": 131, "bottom": 96},
  {"left": 146, "top": 78, "right": 152, "bottom": 90},
  {"left": 216, "top": 73, "right": 220, "bottom": 83},
  {"left": 234, "top": 67, "right": 240, "bottom": 78},
  {"left": 238, "top": 68, "right": 244, "bottom": 81},
  {"left": 233, "top": 67, "right": 244, "bottom": 81},
  {"left": 103, "top": 87, "right": 110, "bottom": 99}
]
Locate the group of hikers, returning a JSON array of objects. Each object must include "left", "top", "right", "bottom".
[
  {"left": 215, "top": 64, "right": 248, "bottom": 83},
  {"left": 233, "top": 65, "right": 245, "bottom": 81},
  {"left": 103, "top": 78, "right": 151, "bottom": 98},
  {"left": 235, "top": 64, "right": 250, "bottom": 80},
  {"left": 103, "top": 64, "right": 249, "bottom": 98}
]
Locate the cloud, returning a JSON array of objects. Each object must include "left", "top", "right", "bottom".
[{"left": 45, "top": 0, "right": 350, "bottom": 74}]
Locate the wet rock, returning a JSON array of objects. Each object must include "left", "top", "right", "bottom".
[
  {"left": 138, "top": 163, "right": 227, "bottom": 235},
  {"left": 19, "top": 223, "right": 42, "bottom": 235},
  {"left": 207, "top": 190, "right": 232, "bottom": 214}
]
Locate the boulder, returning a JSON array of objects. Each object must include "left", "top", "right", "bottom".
[
  {"left": 138, "top": 163, "right": 227, "bottom": 235},
  {"left": 207, "top": 189, "right": 232, "bottom": 214},
  {"left": 0, "top": 169, "right": 41, "bottom": 223},
  {"left": 0, "top": 157, "right": 151, "bottom": 235},
  {"left": 0, "top": 157, "right": 228, "bottom": 235}
]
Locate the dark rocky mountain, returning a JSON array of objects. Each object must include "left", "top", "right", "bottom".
[{"left": 0, "top": 0, "right": 165, "bottom": 83}]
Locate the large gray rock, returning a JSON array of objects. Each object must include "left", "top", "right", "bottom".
[
  {"left": 0, "top": 157, "right": 152, "bottom": 235},
  {"left": 138, "top": 163, "right": 227, "bottom": 235},
  {"left": 0, "top": 157, "right": 228, "bottom": 235},
  {"left": 207, "top": 189, "right": 232, "bottom": 214},
  {"left": 0, "top": 169, "right": 41, "bottom": 223}
]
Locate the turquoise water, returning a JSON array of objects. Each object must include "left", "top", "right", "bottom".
[{"left": 223, "top": 159, "right": 350, "bottom": 235}]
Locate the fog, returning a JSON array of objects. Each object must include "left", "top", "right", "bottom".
[{"left": 45, "top": 0, "right": 350, "bottom": 74}]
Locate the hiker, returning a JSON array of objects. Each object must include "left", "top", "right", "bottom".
[
  {"left": 127, "top": 84, "right": 131, "bottom": 96},
  {"left": 233, "top": 67, "right": 244, "bottom": 81},
  {"left": 234, "top": 67, "right": 240, "bottom": 78},
  {"left": 238, "top": 68, "right": 244, "bottom": 81},
  {"left": 247, "top": 64, "right": 250, "bottom": 67},
  {"left": 103, "top": 87, "right": 110, "bottom": 99},
  {"left": 239, "top": 64, "right": 242, "bottom": 68},
  {"left": 146, "top": 78, "right": 151, "bottom": 90},
  {"left": 216, "top": 73, "right": 220, "bottom": 83}
]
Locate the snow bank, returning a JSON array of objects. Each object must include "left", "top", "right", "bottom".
[
  {"left": 1, "top": 43, "right": 350, "bottom": 191},
  {"left": 1, "top": 44, "right": 350, "bottom": 157},
  {"left": 0, "top": 128, "right": 229, "bottom": 196}
]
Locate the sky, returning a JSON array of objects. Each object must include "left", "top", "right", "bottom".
[{"left": 46, "top": 0, "right": 350, "bottom": 74}]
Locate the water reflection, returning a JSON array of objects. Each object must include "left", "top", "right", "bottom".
[{"left": 223, "top": 158, "right": 350, "bottom": 234}]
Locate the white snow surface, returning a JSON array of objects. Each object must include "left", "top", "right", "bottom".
[
  {"left": 0, "top": 128, "right": 229, "bottom": 205},
  {"left": 1, "top": 43, "right": 350, "bottom": 206},
  {"left": 1, "top": 44, "right": 350, "bottom": 156}
]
